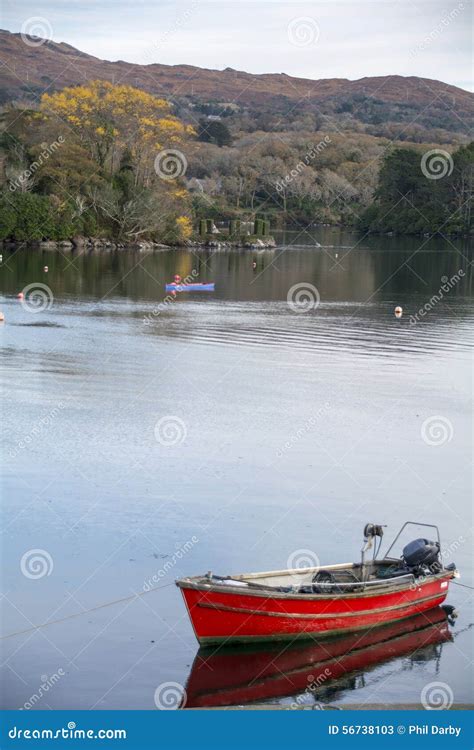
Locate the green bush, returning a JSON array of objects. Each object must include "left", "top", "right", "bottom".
[
  {"left": 0, "top": 191, "right": 56, "bottom": 240},
  {"left": 0, "top": 195, "right": 17, "bottom": 239},
  {"left": 358, "top": 143, "right": 473, "bottom": 234}
]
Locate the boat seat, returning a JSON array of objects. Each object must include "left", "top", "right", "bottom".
[
  {"left": 299, "top": 568, "right": 360, "bottom": 594},
  {"left": 375, "top": 564, "right": 410, "bottom": 580}
]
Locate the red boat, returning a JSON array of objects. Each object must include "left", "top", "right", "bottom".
[
  {"left": 176, "top": 522, "right": 458, "bottom": 645},
  {"left": 183, "top": 607, "right": 453, "bottom": 708}
]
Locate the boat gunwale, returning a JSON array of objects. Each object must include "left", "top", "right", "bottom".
[{"left": 175, "top": 567, "right": 454, "bottom": 601}]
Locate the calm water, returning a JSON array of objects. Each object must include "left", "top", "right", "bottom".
[{"left": 1, "top": 228, "right": 473, "bottom": 709}]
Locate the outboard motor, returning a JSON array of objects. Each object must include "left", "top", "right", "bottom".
[{"left": 402, "top": 538, "right": 441, "bottom": 574}]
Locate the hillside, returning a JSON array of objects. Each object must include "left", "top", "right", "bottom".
[
  {"left": 0, "top": 28, "right": 472, "bottom": 140},
  {"left": 0, "top": 30, "right": 472, "bottom": 242}
]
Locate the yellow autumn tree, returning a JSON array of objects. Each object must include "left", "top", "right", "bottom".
[{"left": 41, "top": 80, "right": 195, "bottom": 185}]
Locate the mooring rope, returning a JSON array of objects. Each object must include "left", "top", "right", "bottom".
[
  {"left": 452, "top": 581, "right": 474, "bottom": 590},
  {"left": 2, "top": 579, "right": 472, "bottom": 641},
  {"left": 0, "top": 581, "right": 175, "bottom": 641}
]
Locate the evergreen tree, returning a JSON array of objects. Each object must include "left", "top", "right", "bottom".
[{"left": 198, "top": 119, "right": 232, "bottom": 147}]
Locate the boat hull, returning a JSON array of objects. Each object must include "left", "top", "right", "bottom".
[
  {"left": 178, "top": 574, "right": 452, "bottom": 645},
  {"left": 184, "top": 607, "right": 452, "bottom": 707},
  {"left": 165, "top": 283, "right": 215, "bottom": 292}
]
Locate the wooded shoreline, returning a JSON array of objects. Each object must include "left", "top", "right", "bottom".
[
  {"left": 1, "top": 80, "right": 472, "bottom": 245},
  {"left": 1, "top": 224, "right": 472, "bottom": 253},
  {"left": 0, "top": 235, "right": 278, "bottom": 251}
]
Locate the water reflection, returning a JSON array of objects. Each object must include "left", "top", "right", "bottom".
[
  {"left": 183, "top": 608, "right": 452, "bottom": 708},
  {"left": 0, "top": 229, "right": 472, "bottom": 305}
]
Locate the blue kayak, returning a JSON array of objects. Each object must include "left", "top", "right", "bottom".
[{"left": 165, "top": 283, "right": 215, "bottom": 292}]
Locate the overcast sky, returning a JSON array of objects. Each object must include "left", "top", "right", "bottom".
[{"left": 3, "top": 0, "right": 472, "bottom": 91}]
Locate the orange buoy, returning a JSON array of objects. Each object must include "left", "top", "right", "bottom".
[
  {"left": 0, "top": 311, "right": 4, "bottom": 322},
  {"left": 394, "top": 306, "right": 403, "bottom": 318}
]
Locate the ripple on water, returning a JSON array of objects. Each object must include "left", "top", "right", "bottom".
[{"left": 141, "top": 300, "right": 474, "bottom": 360}]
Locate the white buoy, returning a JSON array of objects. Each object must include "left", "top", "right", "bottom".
[
  {"left": 44, "top": 265, "right": 49, "bottom": 272},
  {"left": 394, "top": 306, "right": 403, "bottom": 318}
]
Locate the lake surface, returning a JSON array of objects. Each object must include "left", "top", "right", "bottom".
[{"left": 1, "top": 228, "right": 473, "bottom": 709}]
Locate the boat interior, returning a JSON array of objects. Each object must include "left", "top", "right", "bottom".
[
  {"left": 185, "top": 558, "right": 441, "bottom": 595},
  {"left": 178, "top": 524, "right": 455, "bottom": 595},
  {"left": 231, "top": 559, "right": 415, "bottom": 588}
]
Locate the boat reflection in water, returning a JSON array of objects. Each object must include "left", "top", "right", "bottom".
[{"left": 183, "top": 608, "right": 452, "bottom": 708}]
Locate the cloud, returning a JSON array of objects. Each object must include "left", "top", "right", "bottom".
[{"left": 4, "top": 0, "right": 472, "bottom": 90}]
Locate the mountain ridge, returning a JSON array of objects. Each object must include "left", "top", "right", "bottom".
[
  {"left": 0, "top": 28, "right": 471, "bottom": 100},
  {"left": 0, "top": 28, "right": 472, "bottom": 138}
]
